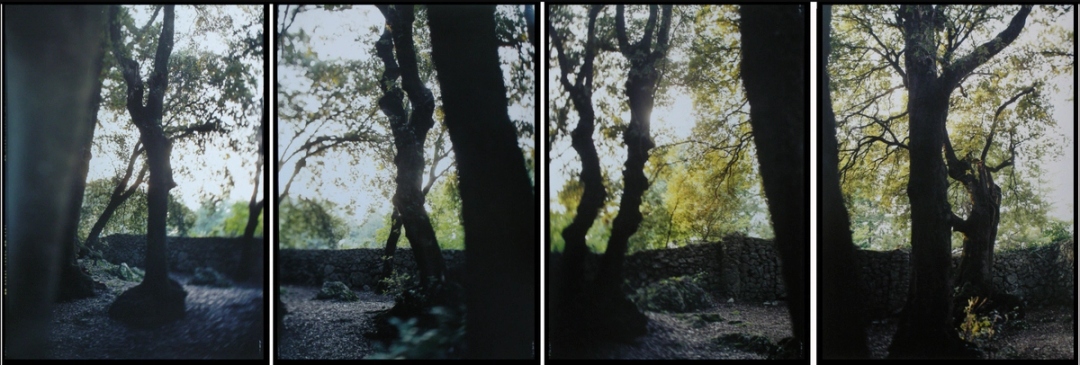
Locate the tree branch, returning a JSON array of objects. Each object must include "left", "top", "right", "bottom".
[{"left": 942, "top": 5, "right": 1032, "bottom": 89}]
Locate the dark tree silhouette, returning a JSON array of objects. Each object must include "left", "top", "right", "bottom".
[
  {"left": 428, "top": 5, "right": 536, "bottom": 359},
  {"left": 889, "top": 5, "right": 1031, "bottom": 358},
  {"left": 547, "top": 5, "right": 608, "bottom": 356},
  {"left": 739, "top": 4, "right": 807, "bottom": 358},
  {"left": 946, "top": 86, "right": 1034, "bottom": 306},
  {"left": 106, "top": 4, "right": 188, "bottom": 328},
  {"left": 820, "top": 4, "right": 871, "bottom": 359},
  {"left": 4, "top": 5, "right": 106, "bottom": 358},
  {"left": 56, "top": 22, "right": 109, "bottom": 303},
  {"left": 374, "top": 5, "right": 446, "bottom": 288}
]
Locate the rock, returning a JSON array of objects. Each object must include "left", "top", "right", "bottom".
[
  {"left": 323, "top": 264, "right": 334, "bottom": 276},
  {"left": 316, "top": 281, "right": 359, "bottom": 302}
]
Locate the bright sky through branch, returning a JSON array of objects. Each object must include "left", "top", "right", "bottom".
[
  {"left": 86, "top": 5, "right": 264, "bottom": 212},
  {"left": 277, "top": 5, "right": 535, "bottom": 227}
]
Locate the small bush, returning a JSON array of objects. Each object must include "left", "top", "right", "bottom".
[
  {"left": 190, "top": 266, "right": 231, "bottom": 287},
  {"left": 958, "top": 296, "right": 1000, "bottom": 342},
  {"left": 316, "top": 281, "right": 359, "bottom": 302},
  {"left": 366, "top": 305, "right": 466, "bottom": 359},
  {"left": 631, "top": 273, "right": 713, "bottom": 313},
  {"left": 379, "top": 269, "right": 414, "bottom": 297}
]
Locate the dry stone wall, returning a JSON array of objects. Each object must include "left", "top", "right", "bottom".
[
  {"left": 278, "top": 248, "right": 466, "bottom": 291},
  {"left": 857, "top": 239, "right": 1076, "bottom": 318},
  {"left": 550, "top": 235, "right": 787, "bottom": 303},
  {"left": 99, "top": 234, "right": 264, "bottom": 281}
]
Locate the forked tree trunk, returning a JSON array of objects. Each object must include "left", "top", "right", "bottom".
[
  {"left": 375, "top": 5, "right": 445, "bottom": 288},
  {"left": 547, "top": 6, "right": 608, "bottom": 356},
  {"left": 107, "top": 4, "right": 187, "bottom": 328},
  {"left": 890, "top": 5, "right": 1030, "bottom": 358}
]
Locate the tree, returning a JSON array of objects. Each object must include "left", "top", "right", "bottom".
[
  {"left": 888, "top": 5, "right": 1032, "bottom": 358},
  {"left": 547, "top": 4, "right": 608, "bottom": 355},
  {"left": 56, "top": 15, "right": 110, "bottom": 302},
  {"left": 373, "top": 4, "right": 446, "bottom": 288},
  {"left": 106, "top": 4, "right": 187, "bottom": 328},
  {"left": 428, "top": 5, "right": 536, "bottom": 358},
  {"left": 739, "top": 5, "right": 807, "bottom": 358},
  {"left": 4, "top": 5, "right": 106, "bottom": 358},
  {"left": 820, "top": 5, "right": 871, "bottom": 358}
]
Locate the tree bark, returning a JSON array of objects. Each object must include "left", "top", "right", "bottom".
[
  {"left": 85, "top": 144, "right": 148, "bottom": 249},
  {"left": 740, "top": 5, "right": 807, "bottom": 359},
  {"left": 375, "top": 5, "right": 445, "bottom": 288},
  {"left": 820, "top": 5, "right": 871, "bottom": 359},
  {"left": 547, "top": 7, "right": 608, "bottom": 355},
  {"left": 945, "top": 86, "right": 1031, "bottom": 310},
  {"left": 57, "top": 29, "right": 108, "bottom": 302},
  {"left": 239, "top": 104, "right": 266, "bottom": 283},
  {"left": 428, "top": 5, "right": 536, "bottom": 358},
  {"left": 595, "top": 5, "right": 671, "bottom": 292},
  {"left": 4, "top": 5, "right": 106, "bottom": 357},
  {"left": 889, "top": 5, "right": 1030, "bottom": 358},
  {"left": 107, "top": 4, "right": 187, "bottom": 328}
]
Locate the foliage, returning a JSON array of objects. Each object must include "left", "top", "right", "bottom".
[
  {"left": 278, "top": 197, "right": 348, "bottom": 249},
  {"left": 190, "top": 266, "right": 232, "bottom": 287},
  {"left": 378, "top": 268, "right": 415, "bottom": 298},
  {"left": 367, "top": 305, "right": 466, "bottom": 359},
  {"left": 78, "top": 179, "right": 195, "bottom": 242},
  {"left": 830, "top": 5, "right": 1074, "bottom": 251},
  {"left": 958, "top": 296, "right": 1000, "bottom": 342},
  {"left": 630, "top": 273, "right": 714, "bottom": 313},
  {"left": 220, "top": 200, "right": 264, "bottom": 237},
  {"left": 548, "top": 5, "right": 774, "bottom": 254},
  {"left": 316, "top": 281, "right": 359, "bottom": 302}
]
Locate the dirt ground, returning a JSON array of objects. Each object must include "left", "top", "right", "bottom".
[
  {"left": 563, "top": 301, "right": 795, "bottom": 359},
  {"left": 44, "top": 261, "right": 265, "bottom": 359},
  {"left": 866, "top": 305, "right": 1075, "bottom": 359},
  {"left": 276, "top": 285, "right": 395, "bottom": 359}
]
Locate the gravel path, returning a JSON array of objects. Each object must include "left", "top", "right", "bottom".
[
  {"left": 276, "top": 285, "right": 395, "bottom": 359},
  {"left": 557, "top": 301, "right": 794, "bottom": 359},
  {"left": 48, "top": 261, "right": 265, "bottom": 359}
]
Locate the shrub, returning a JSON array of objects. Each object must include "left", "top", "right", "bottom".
[
  {"left": 631, "top": 273, "right": 713, "bottom": 313},
  {"left": 316, "top": 281, "right": 359, "bottom": 301}
]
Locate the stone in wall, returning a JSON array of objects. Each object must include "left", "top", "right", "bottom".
[
  {"left": 278, "top": 248, "right": 466, "bottom": 290},
  {"left": 855, "top": 239, "right": 1075, "bottom": 319},
  {"left": 99, "top": 234, "right": 264, "bottom": 282}
]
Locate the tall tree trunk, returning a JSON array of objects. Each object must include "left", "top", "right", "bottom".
[
  {"left": 4, "top": 5, "right": 106, "bottom": 357},
  {"left": 378, "top": 209, "right": 404, "bottom": 292},
  {"left": 379, "top": 131, "right": 450, "bottom": 291},
  {"left": 547, "top": 5, "right": 608, "bottom": 356},
  {"left": 946, "top": 85, "right": 1031, "bottom": 312},
  {"left": 889, "top": 5, "right": 1030, "bottom": 358},
  {"left": 595, "top": 4, "right": 671, "bottom": 292},
  {"left": 375, "top": 5, "right": 445, "bottom": 288},
  {"left": 428, "top": 5, "right": 536, "bottom": 358},
  {"left": 239, "top": 104, "right": 267, "bottom": 283},
  {"left": 740, "top": 5, "right": 807, "bottom": 359},
  {"left": 820, "top": 5, "right": 870, "bottom": 358},
  {"left": 57, "top": 30, "right": 108, "bottom": 302},
  {"left": 107, "top": 4, "right": 187, "bottom": 328}
]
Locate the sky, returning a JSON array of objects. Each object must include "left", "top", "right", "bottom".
[
  {"left": 548, "top": 5, "right": 1075, "bottom": 229},
  {"left": 86, "top": 5, "right": 265, "bottom": 212},
  {"left": 276, "top": 5, "right": 535, "bottom": 226}
]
